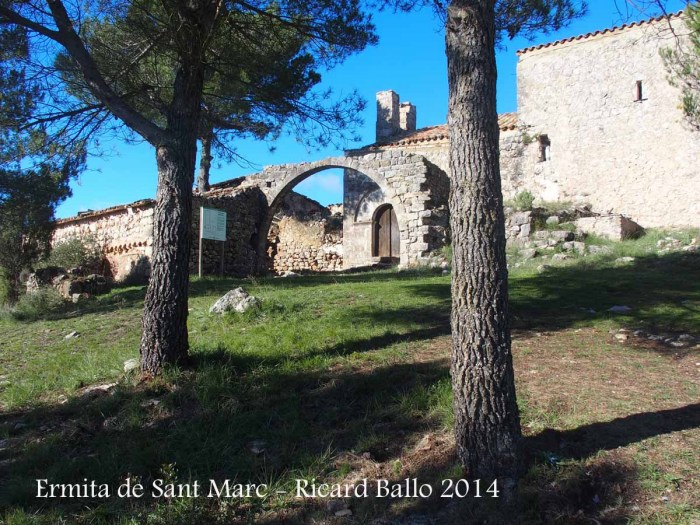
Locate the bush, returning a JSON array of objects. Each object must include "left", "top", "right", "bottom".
[
  {"left": 440, "top": 243, "right": 453, "bottom": 263},
  {"left": 513, "top": 190, "right": 535, "bottom": 211},
  {"left": 45, "top": 236, "right": 103, "bottom": 272},
  {"left": 11, "top": 287, "right": 66, "bottom": 320}
]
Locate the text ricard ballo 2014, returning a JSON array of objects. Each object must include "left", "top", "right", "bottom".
[{"left": 36, "top": 477, "right": 501, "bottom": 499}]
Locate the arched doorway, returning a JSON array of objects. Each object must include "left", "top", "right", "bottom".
[{"left": 372, "top": 204, "right": 400, "bottom": 264}]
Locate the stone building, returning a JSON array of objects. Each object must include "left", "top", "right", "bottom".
[
  {"left": 356, "top": 12, "right": 699, "bottom": 230},
  {"left": 53, "top": 11, "right": 699, "bottom": 278}
]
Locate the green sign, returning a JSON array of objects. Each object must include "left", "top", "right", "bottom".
[{"left": 200, "top": 207, "right": 227, "bottom": 241}]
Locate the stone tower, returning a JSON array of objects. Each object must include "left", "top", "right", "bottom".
[{"left": 376, "top": 90, "right": 417, "bottom": 140}]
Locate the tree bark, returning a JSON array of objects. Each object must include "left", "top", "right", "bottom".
[
  {"left": 139, "top": 140, "right": 196, "bottom": 374},
  {"left": 139, "top": 52, "right": 205, "bottom": 375},
  {"left": 197, "top": 130, "right": 213, "bottom": 192},
  {"left": 446, "top": 0, "right": 522, "bottom": 496}
]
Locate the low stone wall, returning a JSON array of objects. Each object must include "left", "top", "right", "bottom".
[
  {"left": 53, "top": 188, "right": 342, "bottom": 280},
  {"left": 52, "top": 200, "right": 154, "bottom": 281},
  {"left": 268, "top": 216, "right": 343, "bottom": 274},
  {"left": 266, "top": 192, "right": 343, "bottom": 274}
]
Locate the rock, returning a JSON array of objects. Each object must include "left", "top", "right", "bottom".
[
  {"left": 575, "top": 215, "right": 645, "bottom": 241},
  {"left": 520, "top": 248, "right": 538, "bottom": 260},
  {"left": 281, "top": 271, "right": 299, "bottom": 278},
  {"left": 415, "top": 434, "right": 435, "bottom": 452},
  {"left": 123, "top": 358, "right": 140, "bottom": 373},
  {"left": 140, "top": 399, "right": 161, "bottom": 408},
  {"left": 335, "top": 509, "right": 353, "bottom": 517},
  {"left": 248, "top": 440, "right": 266, "bottom": 455},
  {"left": 546, "top": 216, "right": 560, "bottom": 226},
  {"left": 682, "top": 245, "right": 699, "bottom": 253},
  {"left": 615, "top": 333, "right": 629, "bottom": 341},
  {"left": 608, "top": 305, "right": 632, "bottom": 313},
  {"left": 65, "top": 331, "right": 79, "bottom": 339},
  {"left": 588, "top": 245, "right": 612, "bottom": 255},
  {"left": 209, "top": 288, "right": 260, "bottom": 314},
  {"left": 534, "top": 231, "right": 550, "bottom": 240},
  {"left": 615, "top": 257, "right": 635, "bottom": 265},
  {"left": 509, "top": 211, "right": 532, "bottom": 226},
  {"left": 678, "top": 334, "right": 695, "bottom": 343},
  {"left": 537, "top": 264, "right": 551, "bottom": 273},
  {"left": 552, "top": 253, "right": 571, "bottom": 262},
  {"left": 81, "top": 382, "right": 118, "bottom": 397},
  {"left": 633, "top": 330, "right": 648, "bottom": 338},
  {"left": 550, "top": 230, "right": 575, "bottom": 242}
]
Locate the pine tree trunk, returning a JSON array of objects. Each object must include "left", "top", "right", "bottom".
[
  {"left": 446, "top": 0, "right": 522, "bottom": 496},
  {"left": 197, "top": 130, "right": 213, "bottom": 193},
  {"left": 139, "top": 58, "right": 204, "bottom": 375},
  {"left": 139, "top": 141, "right": 196, "bottom": 374}
]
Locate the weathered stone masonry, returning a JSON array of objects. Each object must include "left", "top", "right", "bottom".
[{"left": 53, "top": 12, "right": 699, "bottom": 278}]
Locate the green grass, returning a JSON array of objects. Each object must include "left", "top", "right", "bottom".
[{"left": 0, "top": 237, "right": 699, "bottom": 524}]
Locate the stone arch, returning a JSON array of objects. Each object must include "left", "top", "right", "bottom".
[
  {"left": 253, "top": 159, "right": 407, "bottom": 271},
  {"left": 238, "top": 151, "right": 439, "bottom": 273}
]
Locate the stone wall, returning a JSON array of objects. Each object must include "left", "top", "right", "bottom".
[
  {"left": 52, "top": 200, "right": 154, "bottom": 281},
  {"left": 241, "top": 151, "right": 445, "bottom": 269},
  {"left": 517, "top": 14, "right": 700, "bottom": 228},
  {"left": 267, "top": 192, "right": 343, "bottom": 274},
  {"left": 189, "top": 187, "right": 267, "bottom": 277},
  {"left": 53, "top": 188, "right": 344, "bottom": 279}
]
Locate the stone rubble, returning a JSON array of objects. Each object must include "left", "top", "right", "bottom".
[{"left": 209, "top": 288, "right": 260, "bottom": 314}]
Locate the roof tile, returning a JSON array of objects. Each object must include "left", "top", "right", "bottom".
[
  {"left": 364, "top": 112, "right": 518, "bottom": 149},
  {"left": 517, "top": 11, "right": 683, "bottom": 55}
]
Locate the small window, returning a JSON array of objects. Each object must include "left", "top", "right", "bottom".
[
  {"left": 635, "top": 80, "right": 645, "bottom": 102},
  {"left": 538, "top": 135, "right": 551, "bottom": 162}
]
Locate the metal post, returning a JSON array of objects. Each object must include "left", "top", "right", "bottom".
[
  {"left": 220, "top": 240, "right": 225, "bottom": 277},
  {"left": 198, "top": 207, "right": 204, "bottom": 278}
]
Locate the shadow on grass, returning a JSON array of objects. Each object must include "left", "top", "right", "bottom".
[
  {"left": 509, "top": 251, "right": 700, "bottom": 333},
  {"left": 0, "top": 355, "right": 451, "bottom": 523},
  {"left": 527, "top": 402, "right": 700, "bottom": 462}
]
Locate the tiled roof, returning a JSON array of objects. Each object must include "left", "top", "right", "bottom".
[
  {"left": 364, "top": 112, "right": 518, "bottom": 149},
  {"left": 56, "top": 199, "right": 154, "bottom": 225},
  {"left": 517, "top": 11, "right": 683, "bottom": 55}
]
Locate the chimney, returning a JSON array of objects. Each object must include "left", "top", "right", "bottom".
[
  {"left": 400, "top": 102, "right": 416, "bottom": 132},
  {"left": 376, "top": 90, "right": 400, "bottom": 141}
]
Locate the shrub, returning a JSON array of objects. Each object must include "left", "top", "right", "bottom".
[
  {"left": 513, "top": 190, "right": 535, "bottom": 211},
  {"left": 440, "top": 243, "right": 453, "bottom": 263},
  {"left": 45, "top": 236, "right": 103, "bottom": 272},
  {"left": 11, "top": 287, "right": 66, "bottom": 320}
]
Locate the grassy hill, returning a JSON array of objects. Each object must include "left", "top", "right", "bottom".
[{"left": 1, "top": 232, "right": 699, "bottom": 524}]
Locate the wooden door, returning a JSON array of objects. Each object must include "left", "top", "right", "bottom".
[{"left": 374, "top": 205, "right": 399, "bottom": 261}]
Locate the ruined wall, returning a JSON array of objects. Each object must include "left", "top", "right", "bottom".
[
  {"left": 517, "top": 15, "right": 700, "bottom": 228},
  {"left": 267, "top": 192, "right": 343, "bottom": 274},
  {"left": 362, "top": 130, "right": 531, "bottom": 202},
  {"left": 53, "top": 188, "right": 266, "bottom": 280},
  {"left": 53, "top": 188, "right": 341, "bottom": 279},
  {"left": 190, "top": 187, "right": 267, "bottom": 277},
  {"left": 53, "top": 200, "right": 154, "bottom": 281},
  {"left": 268, "top": 216, "right": 342, "bottom": 274}
]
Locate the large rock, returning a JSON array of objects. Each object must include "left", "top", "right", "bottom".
[
  {"left": 575, "top": 215, "right": 644, "bottom": 241},
  {"left": 209, "top": 287, "right": 260, "bottom": 314}
]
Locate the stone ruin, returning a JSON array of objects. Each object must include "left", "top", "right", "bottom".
[{"left": 48, "top": 12, "right": 697, "bottom": 280}]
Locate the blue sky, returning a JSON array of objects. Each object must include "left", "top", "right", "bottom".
[{"left": 55, "top": 1, "right": 687, "bottom": 218}]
